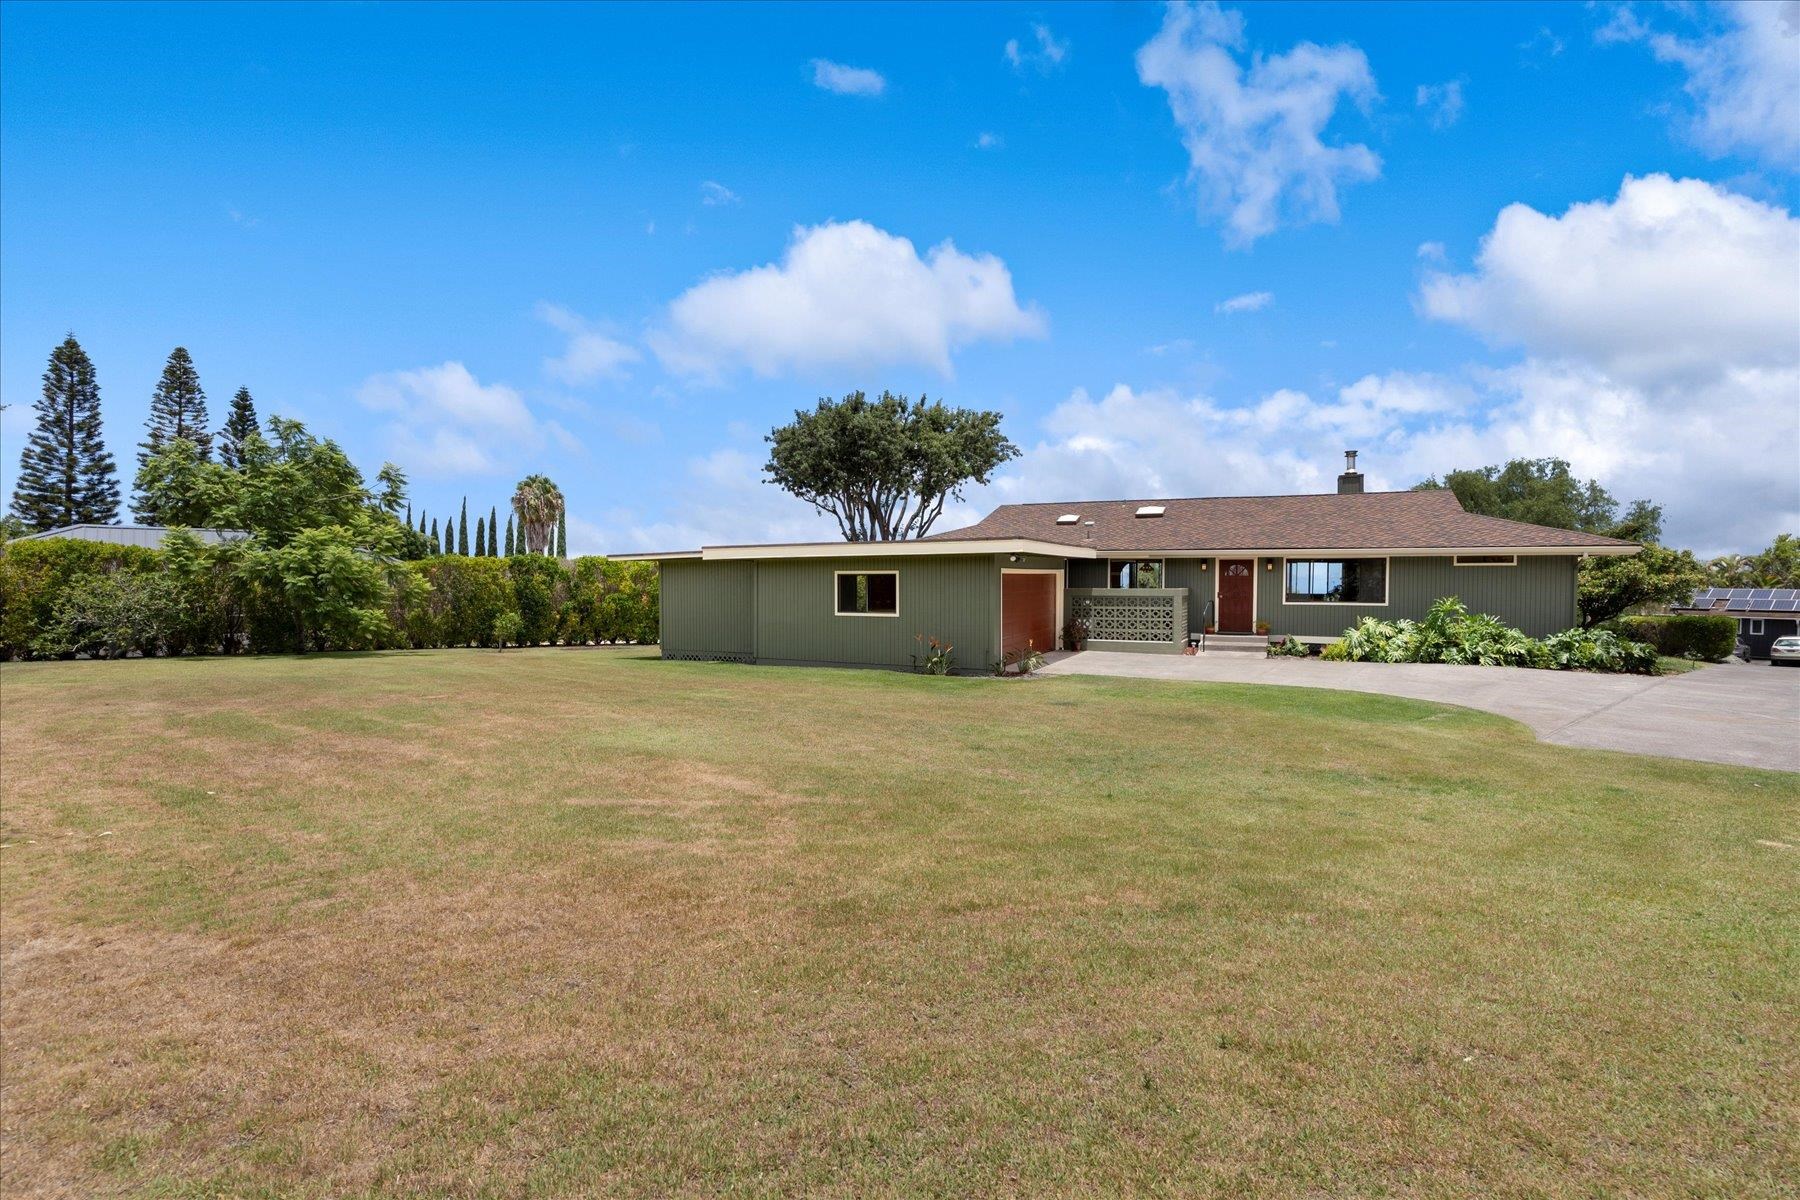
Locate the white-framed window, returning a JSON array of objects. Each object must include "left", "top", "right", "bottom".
[
  {"left": 1283, "top": 558, "right": 1389, "bottom": 605},
  {"left": 1107, "top": 559, "right": 1164, "bottom": 588},
  {"left": 834, "top": 570, "right": 899, "bottom": 617},
  {"left": 1454, "top": 554, "right": 1517, "bottom": 567},
  {"left": 1742, "top": 618, "right": 1764, "bottom": 636}
]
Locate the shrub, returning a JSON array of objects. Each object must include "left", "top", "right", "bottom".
[
  {"left": 506, "top": 554, "right": 566, "bottom": 646},
  {"left": 492, "top": 610, "right": 524, "bottom": 650},
  {"left": 1609, "top": 614, "right": 1737, "bottom": 662},
  {"left": 0, "top": 539, "right": 163, "bottom": 659},
  {"left": 1324, "top": 596, "right": 1654, "bottom": 674},
  {"left": 33, "top": 570, "right": 182, "bottom": 659},
  {"left": 1266, "top": 635, "right": 1310, "bottom": 657},
  {"left": 1061, "top": 616, "right": 1089, "bottom": 651},
  {"left": 1541, "top": 627, "right": 1658, "bottom": 674},
  {"left": 0, "top": 540, "right": 662, "bottom": 660},
  {"left": 911, "top": 634, "right": 955, "bottom": 675}
]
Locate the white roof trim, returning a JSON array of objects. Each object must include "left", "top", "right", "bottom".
[
  {"left": 611, "top": 541, "right": 1636, "bottom": 562},
  {"left": 614, "top": 538, "right": 1102, "bottom": 562}
]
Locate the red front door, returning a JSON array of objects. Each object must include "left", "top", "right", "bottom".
[
  {"left": 1218, "top": 559, "right": 1255, "bottom": 632},
  {"left": 1002, "top": 572, "right": 1058, "bottom": 657}
]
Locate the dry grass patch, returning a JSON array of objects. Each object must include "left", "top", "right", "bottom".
[{"left": 1, "top": 648, "right": 1795, "bottom": 1197}]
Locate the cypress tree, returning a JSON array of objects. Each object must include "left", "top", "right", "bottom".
[
  {"left": 218, "top": 386, "right": 258, "bottom": 469},
  {"left": 474, "top": 516, "right": 486, "bottom": 557},
  {"left": 445, "top": 511, "right": 458, "bottom": 555},
  {"left": 418, "top": 509, "right": 428, "bottom": 537},
  {"left": 430, "top": 517, "right": 441, "bottom": 555},
  {"left": 8, "top": 335, "right": 121, "bottom": 530},
  {"left": 488, "top": 506, "right": 499, "bottom": 556},
  {"left": 555, "top": 509, "right": 567, "bottom": 558},
  {"left": 134, "top": 347, "right": 211, "bottom": 521},
  {"left": 504, "top": 515, "right": 515, "bottom": 556},
  {"left": 457, "top": 498, "right": 469, "bottom": 555},
  {"left": 405, "top": 501, "right": 413, "bottom": 528}
]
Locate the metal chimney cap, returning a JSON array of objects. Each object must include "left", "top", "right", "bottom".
[{"left": 1344, "top": 449, "right": 1360, "bottom": 471}]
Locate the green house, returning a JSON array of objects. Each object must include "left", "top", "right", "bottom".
[{"left": 617, "top": 457, "right": 1639, "bottom": 672}]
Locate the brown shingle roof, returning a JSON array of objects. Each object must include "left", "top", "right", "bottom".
[{"left": 925, "top": 489, "right": 1638, "bottom": 553}]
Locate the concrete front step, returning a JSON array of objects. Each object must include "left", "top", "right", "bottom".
[{"left": 1201, "top": 634, "right": 1269, "bottom": 653}]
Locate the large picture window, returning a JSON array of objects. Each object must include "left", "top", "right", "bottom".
[
  {"left": 835, "top": 571, "right": 899, "bottom": 616},
  {"left": 1283, "top": 558, "right": 1387, "bottom": 604},
  {"left": 1107, "top": 559, "right": 1164, "bottom": 588}
]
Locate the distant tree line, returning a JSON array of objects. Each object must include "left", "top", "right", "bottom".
[
  {"left": 2, "top": 335, "right": 610, "bottom": 658},
  {"left": 1414, "top": 458, "right": 1796, "bottom": 624},
  {"left": 6, "top": 335, "right": 575, "bottom": 562}
]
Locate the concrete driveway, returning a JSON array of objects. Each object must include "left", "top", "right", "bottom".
[{"left": 1038, "top": 651, "right": 1800, "bottom": 772}]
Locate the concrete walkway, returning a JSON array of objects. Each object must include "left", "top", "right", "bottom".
[{"left": 1039, "top": 651, "right": 1800, "bottom": 772}]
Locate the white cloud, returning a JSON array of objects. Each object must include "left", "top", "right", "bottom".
[
  {"left": 588, "top": 448, "right": 840, "bottom": 553},
  {"left": 358, "top": 362, "right": 559, "bottom": 475},
  {"left": 649, "top": 219, "right": 1046, "bottom": 378},
  {"left": 1215, "top": 290, "right": 1273, "bottom": 314},
  {"left": 1599, "top": 0, "right": 1800, "bottom": 168},
  {"left": 1411, "top": 173, "right": 1800, "bottom": 551},
  {"left": 1005, "top": 22, "right": 1069, "bottom": 74},
  {"left": 533, "top": 303, "right": 640, "bottom": 386},
  {"left": 810, "top": 58, "right": 887, "bottom": 97},
  {"left": 960, "top": 174, "right": 1800, "bottom": 554},
  {"left": 1519, "top": 25, "right": 1566, "bottom": 64},
  {"left": 1416, "top": 240, "right": 1447, "bottom": 262},
  {"left": 976, "top": 131, "right": 1004, "bottom": 150},
  {"left": 699, "top": 180, "right": 740, "bottom": 206},
  {"left": 1136, "top": 0, "right": 1381, "bottom": 247},
  {"left": 1419, "top": 174, "right": 1799, "bottom": 386},
  {"left": 1415, "top": 80, "right": 1465, "bottom": 129}
]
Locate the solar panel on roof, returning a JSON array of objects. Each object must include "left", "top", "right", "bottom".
[{"left": 1752, "top": 589, "right": 1775, "bottom": 600}]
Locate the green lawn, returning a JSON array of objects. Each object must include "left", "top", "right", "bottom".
[{"left": 2, "top": 649, "right": 1794, "bottom": 1198}]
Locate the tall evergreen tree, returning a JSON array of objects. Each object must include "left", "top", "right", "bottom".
[
  {"left": 457, "top": 498, "right": 470, "bottom": 555},
  {"left": 504, "top": 515, "right": 515, "bottom": 556},
  {"left": 474, "top": 516, "right": 486, "bottom": 557},
  {"left": 218, "top": 386, "right": 259, "bottom": 469},
  {"left": 488, "top": 506, "right": 499, "bottom": 556},
  {"left": 405, "top": 501, "right": 413, "bottom": 528},
  {"left": 555, "top": 509, "right": 567, "bottom": 558},
  {"left": 430, "top": 517, "right": 441, "bottom": 555},
  {"left": 444, "top": 511, "right": 458, "bottom": 555},
  {"left": 134, "top": 347, "right": 211, "bottom": 521},
  {"left": 9, "top": 335, "right": 120, "bottom": 530}
]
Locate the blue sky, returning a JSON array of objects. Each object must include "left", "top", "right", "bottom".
[{"left": 3, "top": 1, "right": 1796, "bottom": 555}]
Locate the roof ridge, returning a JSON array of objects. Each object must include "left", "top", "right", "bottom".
[{"left": 984, "top": 489, "right": 1430, "bottom": 507}]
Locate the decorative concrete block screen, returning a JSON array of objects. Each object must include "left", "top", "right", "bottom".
[{"left": 1067, "top": 588, "right": 1188, "bottom": 654}]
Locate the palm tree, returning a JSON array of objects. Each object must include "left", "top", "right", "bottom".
[
  {"left": 1707, "top": 554, "right": 1751, "bottom": 587},
  {"left": 511, "top": 474, "right": 564, "bottom": 555}
]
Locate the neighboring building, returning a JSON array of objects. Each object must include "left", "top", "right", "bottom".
[
  {"left": 10, "top": 524, "right": 247, "bottom": 547},
  {"left": 1672, "top": 587, "right": 1800, "bottom": 661},
  {"left": 616, "top": 454, "right": 1640, "bottom": 672}
]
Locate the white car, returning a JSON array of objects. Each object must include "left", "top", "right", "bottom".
[{"left": 1770, "top": 636, "right": 1800, "bottom": 666}]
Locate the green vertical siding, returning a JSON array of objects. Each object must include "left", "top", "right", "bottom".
[
  {"left": 756, "top": 555, "right": 999, "bottom": 669},
  {"left": 659, "top": 554, "right": 1002, "bottom": 670},
  {"left": 1254, "top": 554, "right": 1581, "bottom": 638},
  {"left": 659, "top": 559, "right": 757, "bottom": 660},
  {"left": 659, "top": 548, "right": 1584, "bottom": 669}
]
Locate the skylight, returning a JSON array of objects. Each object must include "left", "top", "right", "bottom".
[
  {"left": 1134, "top": 505, "right": 1165, "bottom": 518},
  {"left": 1055, "top": 513, "right": 1080, "bottom": 525}
]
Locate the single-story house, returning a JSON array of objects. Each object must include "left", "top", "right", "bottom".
[
  {"left": 1671, "top": 587, "right": 1800, "bottom": 660},
  {"left": 11, "top": 523, "right": 247, "bottom": 547},
  {"left": 615, "top": 455, "right": 1639, "bottom": 672}
]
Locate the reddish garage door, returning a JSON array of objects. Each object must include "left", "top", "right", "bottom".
[{"left": 1002, "top": 572, "right": 1058, "bottom": 658}]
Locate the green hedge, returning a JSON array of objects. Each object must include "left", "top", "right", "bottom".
[
  {"left": 1, "top": 537, "right": 661, "bottom": 659},
  {"left": 1608, "top": 614, "right": 1737, "bottom": 662},
  {"left": 0, "top": 539, "right": 164, "bottom": 658}
]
